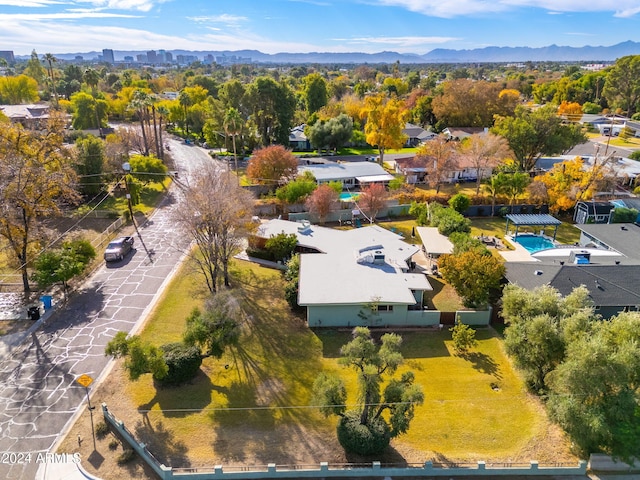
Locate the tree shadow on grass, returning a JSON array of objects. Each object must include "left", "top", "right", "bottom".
[
  {"left": 344, "top": 444, "right": 409, "bottom": 467},
  {"left": 461, "top": 351, "right": 502, "bottom": 380},
  {"left": 133, "top": 419, "right": 190, "bottom": 468},
  {"left": 137, "top": 369, "right": 215, "bottom": 418}
]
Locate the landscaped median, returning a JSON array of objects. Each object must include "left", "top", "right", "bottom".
[{"left": 57, "top": 258, "right": 579, "bottom": 480}]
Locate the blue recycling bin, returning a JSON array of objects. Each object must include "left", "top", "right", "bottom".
[{"left": 40, "top": 295, "right": 53, "bottom": 310}]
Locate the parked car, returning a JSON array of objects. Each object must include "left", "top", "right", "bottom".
[{"left": 103, "top": 236, "right": 134, "bottom": 262}]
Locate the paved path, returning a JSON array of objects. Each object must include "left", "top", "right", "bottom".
[{"left": 0, "top": 138, "right": 216, "bottom": 479}]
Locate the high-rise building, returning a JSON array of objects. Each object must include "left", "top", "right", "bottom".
[
  {"left": 0, "top": 51, "right": 15, "bottom": 64},
  {"left": 102, "top": 49, "right": 115, "bottom": 64},
  {"left": 136, "top": 53, "right": 148, "bottom": 63},
  {"left": 146, "top": 50, "right": 158, "bottom": 64}
]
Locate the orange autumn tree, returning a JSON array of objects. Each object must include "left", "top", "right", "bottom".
[
  {"left": 538, "top": 156, "right": 609, "bottom": 213},
  {"left": 557, "top": 101, "right": 583, "bottom": 122}
]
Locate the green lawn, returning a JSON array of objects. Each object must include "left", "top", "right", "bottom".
[{"left": 114, "top": 258, "right": 569, "bottom": 465}]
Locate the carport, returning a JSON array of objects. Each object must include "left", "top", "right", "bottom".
[{"left": 504, "top": 213, "right": 562, "bottom": 239}]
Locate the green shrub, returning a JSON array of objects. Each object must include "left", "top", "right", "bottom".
[
  {"left": 108, "top": 439, "right": 119, "bottom": 450},
  {"left": 337, "top": 410, "right": 391, "bottom": 456},
  {"left": 157, "top": 343, "right": 203, "bottom": 386},
  {"left": 95, "top": 421, "right": 109, "bottom": 438},
  {"left": 448, "top": 193, "right": 471, "bottom": 213},
  {"left": 628, "top": 150, "right": 640, "bottom": 161}
]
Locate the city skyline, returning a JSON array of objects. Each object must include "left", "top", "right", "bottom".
[{"left": 1, "top": 1, "right": 640, "bottom": 57}]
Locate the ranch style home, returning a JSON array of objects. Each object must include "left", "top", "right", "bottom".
[{"left": 254, "top": 219, "right": 435, "bottom": 327}]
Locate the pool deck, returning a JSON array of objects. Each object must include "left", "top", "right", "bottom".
[{"left": 499, "top": 237, "right": 539, "bottom": 262}]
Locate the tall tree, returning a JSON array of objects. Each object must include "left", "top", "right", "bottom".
[
  {"left": 173, "top": 164, "right": 255, "bottom": 292},
  {"left": 460, "top": 132, "right": 513, "bottom": 194},
  {"left": 313, "top": 327, "right": 424, "bottom": 455},
  {"left": 360, "top": 93, "right": 408, "bottom": 165},
  {"left": 246, "top": 76, "right": 296, "bottom": 145},
  {"left": 75, "top": 135, "right": 105, "bottom": 196},
  {"left": 492, "top": 104, "right": 587, "bottom": 171},
  {"left": 603, "top": 55, "right": 640, "bottom": 117},
  {"left": 224, "top": 107, "right": 243, "bottom": 179},
  {"left": 0, "top": 113, "right": 79, "bottom": 292},
  {"left": 129, "top": 89, "right": 152, "bottom": 155},
  {"left": 302, "top": 73, "right": 328, "bottom": 115},
  {"left": 42, "top": 53, "right": 59, "bottom": 108}
]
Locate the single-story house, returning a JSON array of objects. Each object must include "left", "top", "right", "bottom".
[
  {"left": 402, "top": 123, "right": 436, "bottom": 147},
  {"left": 394, "top": 156, "right": 431, "bottom": 184},
  {"left": 254, "top": 219, "right": 434, "bottom": 327},
  {"left": 298, "top": 161, "right": 394, "bottom": 189},
  {"left": 289, "top": 124, "right": 311, "bottom": 151},
  {"left": 1, "top": 104, "right": 51, "bottom": 129},
  {"left": 504, "top": 223, "right": 640, "bottom": 318},
  {"left": 536, "top": 155, "right": 640, "bottom": 187},
  {"left": 442, "top": 127, "right": 486, "bottom": 141}
]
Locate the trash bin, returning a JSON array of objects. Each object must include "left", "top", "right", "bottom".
[
  {"left": 40, "top": 295, "right": 52, "bottom": 310},
  {"left": 27, "top": 306, "right": 40, "bottom": 321}
]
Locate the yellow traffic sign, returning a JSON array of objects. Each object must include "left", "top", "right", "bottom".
[{"left": 76, "top": 374, "right": 94, "bottom": 388}]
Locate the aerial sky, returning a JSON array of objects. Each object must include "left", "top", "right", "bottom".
[{"left": 1, "top": 0, "right": 640, "bottom": 57}]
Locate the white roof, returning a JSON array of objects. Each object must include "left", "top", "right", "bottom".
[
  {"left": 416, "top": 227, "right": 454, "bottom": 255},
  {"left": 356, "top": 174, "right": 395, "bottom": 183},
  {"left": 257, "top": 219, "right": 431, "bottom": 306},
  {"left": 298, "top": 161, "right": 389, "bottom": 182}
]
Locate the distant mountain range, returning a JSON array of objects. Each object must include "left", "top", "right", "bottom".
[{"left": 29, "top": 40, "right": 640, "bottom": 64}]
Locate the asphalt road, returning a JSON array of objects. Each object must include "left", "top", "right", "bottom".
[{"left": 0, "top": 138, "right": 217, "bottom": 479}]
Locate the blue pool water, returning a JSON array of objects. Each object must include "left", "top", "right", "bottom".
[
  {"left": 339, "top": 192, "right": 360, "bottom": 202},
  {"left": 514, "top": 235, "right": 555, "bottom": 253}
]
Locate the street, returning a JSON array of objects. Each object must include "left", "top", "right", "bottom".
[{"left": 0, "top": 138, "right": 217, "bottom": 479}]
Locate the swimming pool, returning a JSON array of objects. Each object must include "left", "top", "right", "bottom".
[
  {"left": 513, "top": 234, "right": 555, "bottom": 253},
  {"left": 339, "top": 192, "right": 360, "bottom": 202}
]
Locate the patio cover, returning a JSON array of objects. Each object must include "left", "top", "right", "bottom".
[
  {"left": 355, "top": 173, "right": 395, "bottom": 183},
  {"left": 505, "top": 213, "right": 562, "bottom": 239}
]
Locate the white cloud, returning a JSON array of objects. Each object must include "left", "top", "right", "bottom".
[
  {"left": 0, "top": 0, "right": 63, "bottom": 5},
  {"left": 75, "top": 0, "right": 169, "bottom": 12},
  {"left": 188, "top": 14, "right": 249, "bottom": 25},
  {"left": 374, "top": 0, "right": 640, "bottom": 18},
  {"left": 338, "top": 35, "right": 459, "bottom": 50}
]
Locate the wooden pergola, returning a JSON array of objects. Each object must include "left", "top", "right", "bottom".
[{"left": 504, "top": 214, "right": 562, "bottom": 240}]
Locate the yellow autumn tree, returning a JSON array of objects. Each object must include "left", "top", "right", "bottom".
[
  {"left": 557, "top": 101, "right": 583, "bottom": 122},
  {"left": 360, "top": 93, "right": 408, "bottom": 165},
  {"left": 539, "top": 156, "right": 608, "bottom": 212}
]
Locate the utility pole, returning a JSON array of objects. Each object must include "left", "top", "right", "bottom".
[{"left": 122, "top": 162, "right": 154, "bottom": 262}]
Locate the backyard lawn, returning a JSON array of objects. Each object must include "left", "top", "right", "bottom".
[{"left": 59, "top": 258, "right": 577, "bottom": 479}]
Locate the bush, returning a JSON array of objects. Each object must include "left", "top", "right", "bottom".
[
  {"left": 95, "top": 421, "right": 109, "bottom": 439},
  {"left": 108, "top": 439, "right": 120, "bottom": 450},
  {"left": 337, "top": 410, "right": 391, "bottom": 456},
  {"left": 157, "top": 343, "right": 203, "bottom": 386},
  {"left": 117, "top": 449, "right": 136, "bottom": 465},
  {"left": 448, "top": 193, "right": 471, "bottom": 213},
  {"left": 628, "top": 150, "right": 640, "bottom": 161}
]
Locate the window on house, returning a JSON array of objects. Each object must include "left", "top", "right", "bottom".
[{"left": 378, "top": 305, "right": 393, "bottom": 312}]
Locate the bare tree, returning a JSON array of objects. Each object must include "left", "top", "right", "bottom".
[
  {"left": 357, "top": 183, "right": 388, "bottom": 224},
  {"left": 460, "top": 132, "right": 513, "bottom": 195},
  {"left": 416, "top": 136, "right": 459, "bottom": 193},
  {"left": 174, "top": 165, "right": 255, "bottom": 292}
]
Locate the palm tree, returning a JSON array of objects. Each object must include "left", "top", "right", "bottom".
[
  {"left": 178, "top": 90, "right": 193, "bottom": 136},
  {"left": 157, "top": 105, "right": 169, "bottom": 160},
  {"left": 130, "top": 89, "right": 152, "bottom": 156},
  {"left": 224, "top": 107, "right": 243, "bottom": 181},
  {"left": 43, "top": 53, "right": 58, "bottom": 108},
  {"left": 83, "top": 68, "right": 102, "bottom": 131}
]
